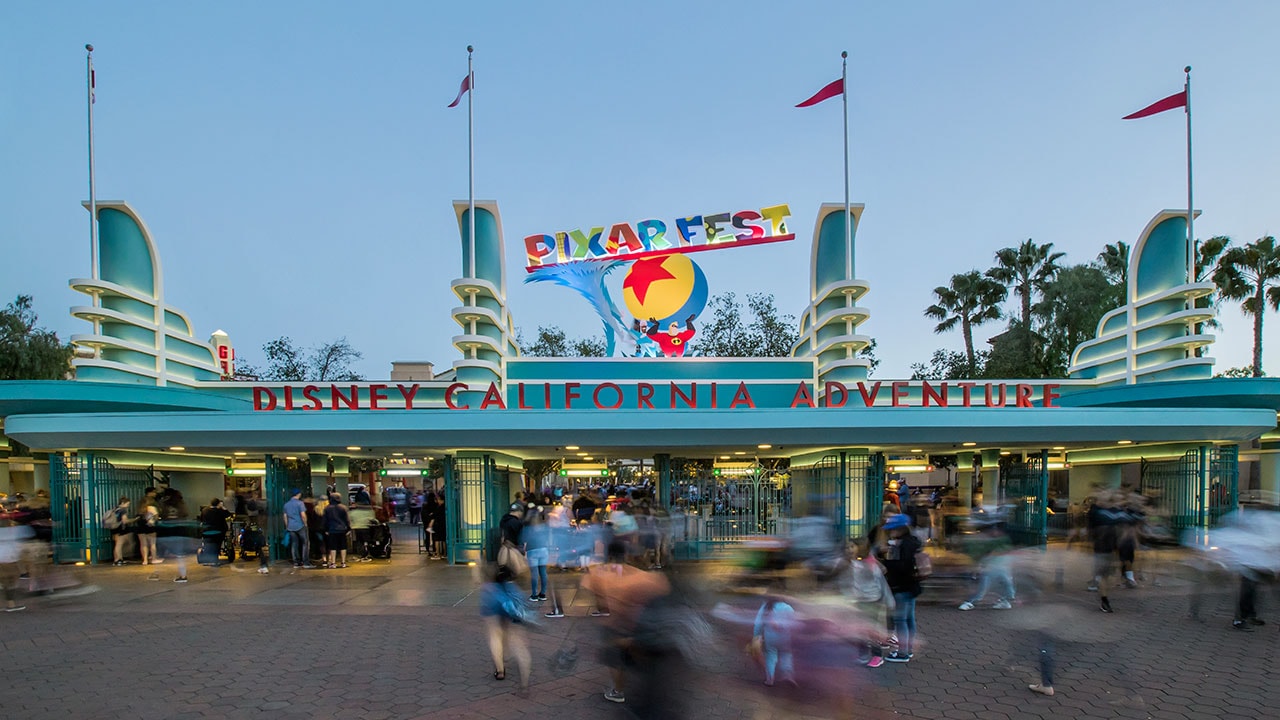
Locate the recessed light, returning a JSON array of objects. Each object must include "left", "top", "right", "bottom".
[
  {"left": 583, "top": 456, "right": 593, "bottom": 461},
  {"left": 576, "top": 452, "right": 588, "bottom": 457},
  {"left": 565, "top": 445, "right": 580, "bottom": 451},
  {"left": 999, "top": 451, "right": 1011, "bottom": 456},
  {"left": 1118, "top": 440, "right": 1133, "bottom": 445},
  {"left": 1052, "top": 446, "right": 1066, "bottom": 451},
  {"left": 347, "top": 446, "right": 361, "bottom": 451},
  {"left": 285, "top": 456, "right": 297, "bottom": 460},
  {"left": 758, "top": 444, "right": 772, "bottom": 450},
  {"left": 168, "top": 446, "right": 185, "bottom": 452},
  {"left": 720, "top": 455, "right": 730, "bottom": 460},
  {"left": 234, "top": 452, "right": 247, "bottom": 457},
  {"left": 910, "top": 449, "right": 923, "bottom": 453},
  {"left": 962, "top": 442, "right": 977, "bottom": 447},
  {"left": 734, "top": 451, "right": 746, "bottom": 455},
  {"left": 392, "top": 452, "right": 404, "bottom": 457}
]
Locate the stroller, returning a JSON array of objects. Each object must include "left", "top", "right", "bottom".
[
  {"left": 238, "top": 520, "right": 267, "bottom": 560},
  {"left": 366, "top": 521, "right": 392, "bottom": 559}
]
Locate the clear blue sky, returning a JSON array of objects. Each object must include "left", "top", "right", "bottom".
[{"left": 4, "top": 1, "right": 1279, "bottom": 379}]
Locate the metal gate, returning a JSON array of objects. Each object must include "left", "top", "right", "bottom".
[
  {"left": 444, "top": 455, "right": 510, "bottom": 563},
  {"left": 264, "top": 455, "right": 288, "bottom": 563},
  {"left": 49, "top": 453, "right": 154, "bottom": 564},
  {"left": 1004, "top": 451, "right": 1048, "bottom": 547},
  {"left": 666, "top": 459, "right": 790, "bottom": 557},
  {"left": 1141, "top": 445, "right": 1238, "bottom": 532}
]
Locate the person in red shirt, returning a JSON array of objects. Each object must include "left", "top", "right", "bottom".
[{"left": 646, "top": 315, "right": 697, "bottom": 357}]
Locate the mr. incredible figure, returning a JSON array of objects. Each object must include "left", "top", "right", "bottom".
[{"left": 645, "top": 314, "right": 697, "bottom": 357}]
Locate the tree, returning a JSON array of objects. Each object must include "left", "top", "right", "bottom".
[
  {"left": 859, "top": 338, "right": 881, "bottom": 375},
  {"left": 1097, "top": 241, "right": 1129, "bottom": 288},
  {"left": 987, "top": 239, "right": 1066, "bottom": 330},
  {"left": 1213, "top": 236, "right": 1280, "bottom": 377},
  {"left": 909, "top": 348, "right": 986, "bottom": 380},
  {"left": 0, "top": 295, "right": 74, "bottom": 380},
  {"left": 1215, "top": 366, "right": 1257, "bottom": 379},
  {"left": 246, "top": 336, "right": 365, "bottom": 382},
  {"left": 924, "top": 271, "right": 1007, "bottom": 368},
  {"left": 693, "top": 292, "right": 799, "bottom": 358},
  {"left": 982, "top": 322, "right": 1047, "bottom": 379},
  {"left": 518, "top": 326, "right": 606, "bottom": 357},
  {"left": 1192, "top": 236, "right": 1231, "bottom": 355},
  {"left": 1032, "top": 264, "right": 1121, "bottom": 376}
]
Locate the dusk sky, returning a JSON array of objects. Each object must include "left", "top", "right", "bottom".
[{"left": 4, "top": 2, "right": 1279, "bottom": 379}]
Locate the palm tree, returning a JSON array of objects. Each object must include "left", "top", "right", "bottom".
[
  {"left": 1097, "top": 241, "right": 1129, "bottom": 287},
  {"left": 987, "top": 239, "right": 1066, "bottom": 329},
  {"left": 1212, "top": 236, "right": 1280, "bottom": 377},
  {"left": 925, "top": 270, "right": 1007, "bottom": 369},
  {"left": 1192, "top": 236, "right": 1231, "bottom": 355}
]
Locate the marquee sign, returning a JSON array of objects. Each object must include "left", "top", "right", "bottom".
[
  {"left": 250, "top": 380, "right": 1063, "bottom": 411},
  {"left": 523, "top": 204, "right": 795, "bottom": 270}
]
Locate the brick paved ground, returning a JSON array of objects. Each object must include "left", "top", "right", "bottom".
[{"left": 0, "top": 529, "right": 1275, "bottom": 719}]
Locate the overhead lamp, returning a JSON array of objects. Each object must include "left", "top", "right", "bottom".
[
  {"left": 576, "top": 452, "right": 588, "bottom": 457},
  {"left": 962, "top": 442, "right": 977, "bottom": 447},
  {"left": 233, "top": 452, "right": 247, "bottom": 457},
  {"left": 910, "top": 449, "right": 923, "bottom": 453},
  {"left": 392, "top": 452, "right": 404, "bottom": 457},
  {"left": 719, "top": 455, "right": 730, "bottom": 460},
  {"left": 565, "top": 445, "right": 580, "bottom": 451},
  {"left": 757, "top": 444, "right": 772, "bottom": 450},
  {"left": 1117, "top": 440, "right": 1133, "bottom": 445},
  {"left": 583, "top": 456, "right": 594, "bottom": 461},
  {"left": 734, "top": 451, "right": 747, "bottom": 455},
  {"left": 346, "top": 446, "right": 361, "bottom": 451},
  {"left": 999, "top": 451, "right": 1011, "bottom": 456},
  {"left": 285, "top": 456, "right": 297, "bottom": 461},
  {"left": 168, "top": 446, "right": 185, "bottom": 452},
  {"left": 1052, "top": 446, "right": 1066, "bottom": 451}
]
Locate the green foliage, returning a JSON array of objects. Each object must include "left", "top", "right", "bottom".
[
  {"left": 982, "top": 323, "right": 1049, "bottom": 379},
  {"left": 1215, "top": 366, "right": 1257, "bottom": 378},
  {"left": 239, "top": 336, "right": 365, "bottom": 381},
  {"left": 0, "top": 295, "right": 74, "bottom": 380},
  {"left": 1033, "top": 264, "right": 1119, "bottom": 376},
  {"left": 859, "top": 337, "right": 881, "bottom": 375},
  {"left": 986, "top": 239, "right": 1065, "bottom": 329},
  {"left": 909, "top": 348, "right": 986, "bottom": 380},
  {"left": 1213, "top": 236, "right": 1280, "bottom": 377},
  {"left": 693, "top": 292, "right": 798, "bottom": 358},
  {"left": 1097, "top": 241, "right": 1129, "bottom": 289},
  {"left": 519, "top": 326, "right": 606, "bottom": 357},
  {"left": 924, "top": 271, "right": 1006, "bottom": 367}
]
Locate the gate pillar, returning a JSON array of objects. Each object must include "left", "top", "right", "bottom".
[{"left": 654, "top": 454, "right": 671, "bottom": 507}]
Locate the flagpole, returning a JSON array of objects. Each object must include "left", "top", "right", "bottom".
[
  {"left": 1184, "top": 66, "right": 1193, "bottom": 286},
  {"left": 842, "top": 51, "right": 851, "bottom": 281},
  {"left": 467, "top": 45, "right": 475, "bottom": 280},
  {"left": 86, "top": 44, "right": 98, "bottom": 282}
]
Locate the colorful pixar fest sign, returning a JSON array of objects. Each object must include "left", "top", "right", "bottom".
[{"left": 522, "top": 204, "right": 793, "bottom": 359}]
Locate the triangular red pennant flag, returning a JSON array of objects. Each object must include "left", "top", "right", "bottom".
[
  {"left": 1122, "top": 90, "right": 1186, "bottom": 120},
  {"left": 796, "top": 78, "right": 843, "bottom": 108},
  {"left": 448, "top": 74, "right": 471, "bottom": 108}
]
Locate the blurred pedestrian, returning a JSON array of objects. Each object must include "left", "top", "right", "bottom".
[
  {"left": 878, "top": 514, "right": 923, "bottom": 662},
  {"left": 135, "top": 494, "right": 159, "bottom": 566},
  {"left": 0, "top": 518, "right": 33, "bottom": 611},
  {"left": 582, "top": 540, "right": 670, "bottom": 705},
  {"left": 479, "top": 563, "right": 531, "bottom": 690},
  {"left": 843, "top": 539, "right": 893, "bottom": 668},
  {"left": 958, "top": 519, "right": 1016, "bottom": 611},
  {"left": 751, "top": 592, "right": 797, "bottom": 686}
]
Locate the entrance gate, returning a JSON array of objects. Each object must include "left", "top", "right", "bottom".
[
  {"left": 48, "top": 453, "right": 154, "bottom": 564},
  {"left": 444, "top": 455, "right": 513, "bottom": 563},
  {"left": 663, "top": 459, "right": 789, "bottom": 557},
  {"left": 1141, "top": 445, "right": 1238, "bottom": 532},
  {"left": 790, "top": 452, "right": 883, "bottom": 541},
  {"left": 1004, "top": 451, "right": 1049, "bottom": 546}
]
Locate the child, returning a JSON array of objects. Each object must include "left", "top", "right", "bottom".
[
  {"left": 844, "top": 540, "right": 895, "bottom": 668},
  {"left": 751, "top": 593, "right": 796, "bottom": 687}
]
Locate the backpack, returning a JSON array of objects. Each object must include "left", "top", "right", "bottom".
[{"left": 103, "top": 508, "right": 121, "bottom": 530}]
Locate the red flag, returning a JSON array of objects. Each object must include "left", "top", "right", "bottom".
[
  {"left": 796, "top": 78, "right": 843, "bottom": 108},
  {"left": 1122, "top": 90, "right": 1186, "bottom": 119},
  {"left": 447, "top": 74, "right": 471, "bottom": 108}
]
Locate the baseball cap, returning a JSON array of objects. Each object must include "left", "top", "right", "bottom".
[{"left": 883, "top": 514, "right": 910, "bottom": 530}]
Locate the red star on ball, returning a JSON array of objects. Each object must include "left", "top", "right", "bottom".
[{"left": 624, "top": 258, "right": 676, "bottom": 305}]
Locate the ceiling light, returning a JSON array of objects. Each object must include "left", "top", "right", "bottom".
[
  {"left": 576, "top": 452, "right": 588, "bottom": 457},
  {"left": 234, "top": 451, "right": 247, "bottom": 457},
  {"left": 757, "top": 444, "right": 772, "bottom": 450},
  {"left": 1052, "top": 446, "right": 1066, "bottom": 451},
  {"left": 346, "top": 446, "right": 361, "bottom": 451},
  {"left": 392, "top": 452, "right": 404, "bottom": 457},
  {"left": 1118, "top": 440, "right": 1133, "bottom": 445},
  {"left": 720, "top": 455, "right": 730, "bottom": 460},
  {"left": 168, "top": 446, "right": 185, "bottom": 452},
  {"left": 910, "top": 449, "right": 923, "bottom": 453},
  {"left": 583, "top": 456, "right": 593, "bottom": 461},
  {"left": 565, "top": 445, "right": 580, "bottom": 451},
  {"left": 734, "top": 451, "right": 746, "bottom": 455},
  {"left": 999, "top": 451, "right": 1011, "bottom": 456},
  {"left": 285, "top": 456, "right": 297, "bottom": 460},
  {"left": 962, "top": 442, "right": 977, "bottom": 447}
]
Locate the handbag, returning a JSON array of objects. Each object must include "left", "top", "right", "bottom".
[
  {"left": 497, "top": 541, "right": 529, "bottom": 577},
  {"left": 914, "top": 550, "right": 933, "bottom": 579}
]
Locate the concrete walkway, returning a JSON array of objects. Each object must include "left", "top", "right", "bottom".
[{"left": 0, "top": 527, "right": 1274, "bottom": 719}]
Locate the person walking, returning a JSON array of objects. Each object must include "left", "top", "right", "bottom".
[
  {"left": 1087, "top": 490, "right": 1121, "bottom": 613},
  {"left": 878, "top": 514, "right": 923, "bottom": 663},
  {"left": 582, "top": 541, "right": 670, "bottom": 705},
  {"left": 524, "top": 506, "right": 551, "bottom": 602},
  {"left": 751, "top": 592, "right": 797, "bottom": 686},
  {"left": 843, "top": 539, "right": 894, "bottom": 668},
  {"left": 323, "top": 493, "right": 352, "bottom": 569},
  {"left": 479, "top": 563, "right": 532, "bottom": 691},
  {"left": 283, "top": 488, "right": 310, "bottom": 569},
  {"left": 958, "top": 519, "right": 1016, "bottom": 611},
  {"left": 105, "top": 497, "right": 133, "bottom": 566}
]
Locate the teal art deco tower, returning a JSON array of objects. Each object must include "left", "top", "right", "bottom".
[
  {"left": 791, "top": 204, "right": 872, "bottom": 389},
  {"left": 450, "top": 200, "right": 520, "bottom": 395}
]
